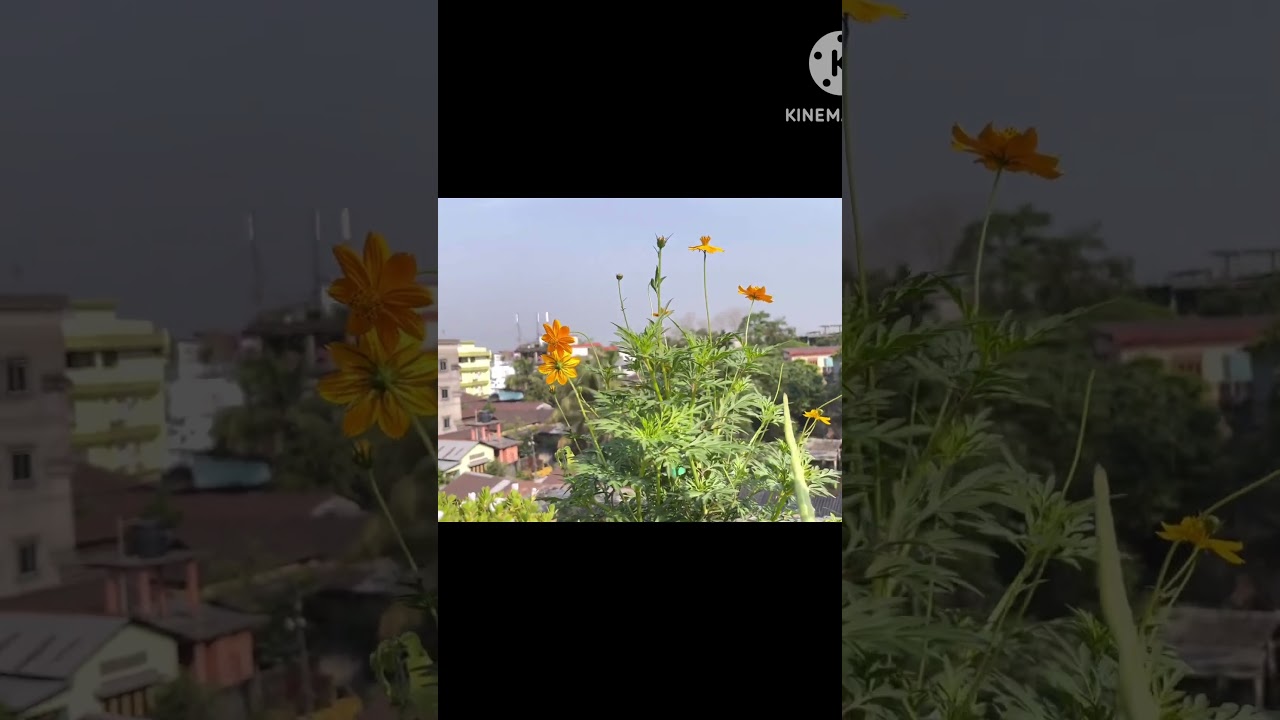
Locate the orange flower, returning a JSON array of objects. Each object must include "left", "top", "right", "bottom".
[
  {"left": 951, "top": 124, "right": 1063, "bottom": 180},
  {"left": 803, "top": 409, "right": 831, "bottom": 426},
  {"left": 537, "top": 350, "right": 581, "bottom": 386},
  {"left": 843, "top": 0, "right": 907, "bottom": 23},
  {"left": 541, "top": 319, "right": 577, "bottom": 355},
  {"left": 737, "top": 285, "right": 773, "bottom": 303},
  {"left": 318, "top": 335, "right": 436, "bottom": 439},
  {"left": 652, "top": 308, "right": 672, "bottom": 318},
  {"left": 328, "top": 232, "right": 434, "bottom": 354},
  {"left": 1156, "top": 515, "right": 1245, "bottom": 565},
  {"left": 688, "top": 236, "right": 723, "bottom": 254}
]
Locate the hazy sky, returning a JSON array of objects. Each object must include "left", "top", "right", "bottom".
[
  {"left": 0, "top": 2, "right": 436, "bottom": 336},
  {"left": 438, "top": 198, "right": 840, "bottom": 350},
  {"left": 844, "top": 0, "right": 1280, "bottom": 281}
]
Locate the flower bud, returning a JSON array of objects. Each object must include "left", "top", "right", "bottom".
[
  {"left": 655, "top": 235, "right": 668, "bottom": 249},
  {"left": 616, "top": 273, "right": 623, "bottom": 280}
]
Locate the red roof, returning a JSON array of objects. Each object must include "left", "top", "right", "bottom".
[
  {"left": 783, "top": 346, "right": 839, "bottom": 357},
  {"left": 442, "top": 471, "right": 565, "bottom": 500},
  {"left": 0, "top": 465, "right": 369, "bottom": 615},
  {"left": 1094, "top": 316, "right": 1278, "bottom": 350}
]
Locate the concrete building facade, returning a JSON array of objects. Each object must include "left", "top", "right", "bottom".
[{"left": 0, "top": 295, "right": 76, "bottom": 598}]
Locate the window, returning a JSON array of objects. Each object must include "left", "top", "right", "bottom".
[
  {"left": 65, "top": 352, "right": 95, "bottom": 369},
  {"left": 101, "top": 350, "right": 119, "bottom": 367},
  {"left": 441, "top": 388, "right": 449, "bottom": 399},
  {"left": 442, "top": 416, "right": 451, "bottom": 429},
  {"left": 440, "top": 359, "right": 448, "bottom": 371},
  {"left": 5, "top": 357, "right": 28, "bottom": 393},
  {"left": 103, "top": 688, "right": 151, "bottom": 718},
  {"left": 9, "top": 448, "right": 33, "bottom": 489},
  {"left": 15, "top": 537, "right": 38, "bottom": 579}
]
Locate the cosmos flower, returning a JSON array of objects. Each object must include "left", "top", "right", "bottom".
[
  {"left": 541, "top": 319, "right": 577, "bottom": 355},
  {"left": 688, "top": 236, "right": 724, "bottom": 254},
  {"left": 1156, "top": 515, "right": 1244, "bottom": 565},
  {"left": 803, "top": 409, "right": 831, "bottom": 426},
  {"left": 737, "top": 285, "right": 774, "bottom": 303},
  {"left": 537, "top": 350, "right": 581, "bottom": 386},
  {"left": 318, "top": 334, "right": 436, "bottom": 439},
  {"left": 328, "top": 232, "right": 434, "bottom": 353},
  {"left": 951, "top": 123, "right": 1063, "bottom": 179},
  {"left": 843, "top": 0, "right": 907, "bottom": 23}
]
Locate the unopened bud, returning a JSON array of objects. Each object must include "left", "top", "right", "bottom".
[
  {"left": 616, "top": 273, "right": 623, "bottom": 280},
  {"left": 655, "top": 235, "right": 667, "bottom": 249}
]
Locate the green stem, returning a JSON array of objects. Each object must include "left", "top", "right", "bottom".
[
  {"left": 367, "top": 469, "right": 419, "bottom": 574},
  {"left": 617, "top": 277, "right": 632, "bottom": 334},
  {"left": 411, "top": 416, "right": 437, "bottom": 464},
  {"left": 1204, "top": 466, "right": 1280, "bottom": 516},
  {"left": 970, "top": 169, "right": 1004, "bottom": 318},
  {"left": 743, "top": 301, "right": 754, "bottom": 346},
  {"left": 841, "top": 16, "right": 867, "bottom": 316},
  {"left": 702, "top": 253, "right": 712, "bottom": 340},
  {"left": 781, "top": 394, "right": 815, "bottom": 522},
  {"left": 568, "top": 379, "right": 604, "bottom": 460}
]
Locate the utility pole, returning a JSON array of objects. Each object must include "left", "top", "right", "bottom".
[{"left": 284, "top": 596, "right": 314, "bottom": 720}]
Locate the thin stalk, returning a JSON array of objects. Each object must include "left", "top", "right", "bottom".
[
  {"left": 841, "top": 16, "right": 867, "bottom": 315},
  {"left": 969, "top": 169, "right": 1004, "bottom": 318},
  {"left": 781, "top": 394, "right": 815, "bottom": 522},
  {"left": 569, "top": 379, "right": 604, "bottom": 460},
  {"left": 617, "top": 277, "right": 632, "bottom": 333},
  {"left": 367, "top": 469, "right": 419, "bottom": 574},
  {"left": 702, "top": 252, "right": 712, "bottom": 340},
  {"left": 411, "top": 417, "right": 437, "bottom": 463}
]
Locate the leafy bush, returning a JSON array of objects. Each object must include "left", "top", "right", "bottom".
[
  {"left": 438, "top": 487, "right": 556, "bottom": 522},
  {"left": 841, "top": 4, "right": 1280, "bottom": 719}
]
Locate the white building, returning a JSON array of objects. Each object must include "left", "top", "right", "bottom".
[
  {"left": 166, "top": 337, "right": 244, "bottom": 455},
  {"left": 490, "top": 351, "right": 515, "bottom": 391}
]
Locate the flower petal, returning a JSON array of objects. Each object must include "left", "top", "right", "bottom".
[
  {"left": 363, "top": 233, "right": 391, "bottom": 284},
  {"left": 341, "top": 394, "right": 378, "bottom": 437},
  {"left": 333, "top": 245, "right": 371, "bottom": 288},
  {"left": 376, "top": 394, "right": 411, "bottom": 439},
  {"left": 381, "top": 252, "right": 419, "bottom": 289},
  {"left": 328, "top": 342, "right": 375, "bottom": 372},
  {"left": 318, "top": 372, "right": 369, "bottom": 405}
]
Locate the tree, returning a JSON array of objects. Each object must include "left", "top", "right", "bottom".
[
  {"left": 734, "top": 312, "right": 797, "bottom": 347},
  {"left": 503, "top": 356, "right": 551, "bottom": 402},
  {"left": 752, "top": 354, "right": 831, "bottom": 429},
  {"left": 150, "top": 674, "right": 216, "bottom": 720},
  {"left": 947, "top": 204, "right": 1136, "bottom": 318}
]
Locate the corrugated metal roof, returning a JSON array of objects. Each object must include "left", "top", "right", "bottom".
[
  {"left": 0, "top": 675, "right": 66, "bottom": 712},
  {"left": 0, "top": 613, "right": 127, "bottom": 679}
]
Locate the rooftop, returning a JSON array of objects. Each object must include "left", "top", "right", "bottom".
[
  {"left": 1093, "top": 316, "right": 1278, "bottom": 350},
  {"left": 0, "top": 613, "right": 130, "bottom": 711}
]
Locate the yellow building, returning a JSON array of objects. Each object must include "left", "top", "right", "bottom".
[
  {"left": 63, "top": 301, "right": 170, "bottom": 477},
  {"left": 457, "top": 340, "right": 493, "bottom": 397}
]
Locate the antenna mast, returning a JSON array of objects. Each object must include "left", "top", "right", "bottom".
[
  {"left": 247, "top": 211, "right": 264, "bottom": 312},
  {"left": 311, "top": 210, "right": 323, "bottom": 307}
]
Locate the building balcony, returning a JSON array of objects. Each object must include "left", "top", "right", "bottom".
[
  {"left": 68, "top": 381, "right": 164, "bottom": 400},
  {"left": 71, "top": 424, "right": 163, "bottom": 448},
  {"left": 65, "top": 332, "right": 168, "bottom": 355}
]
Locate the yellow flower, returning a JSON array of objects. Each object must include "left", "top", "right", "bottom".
[
  {"left": 1156, "top": 515, "right": 1244, "bottom": 565},
  {"left": 351, "top": 439, "right": 374, "bottom": 470},
  {"left": 318, "top": 335, "right": 437, "bottom": 439},
  {"left": 737, "top": 285, "right": 774, "bottom": 304},
  {"left": 951, "top": 123, "right": 1063, "bottom": 180},
  {"left": 843, "top": 0, "right": 907, "bottom": 23},
  {"left": 540, "top": 319, "right": 577, "bottom": 355},
  {"left": 688, "top": 236, "right": 723, "bottom": 254},
  {"left": 537, "top": 350, "right": 581, "bottom": 386},
  {"left": 328, "top": 233, "right": 435, "bottom": 354},
  {"left": 803, "top": 409, "right": 831, "bottom": 426}
]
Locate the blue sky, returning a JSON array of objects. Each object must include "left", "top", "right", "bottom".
[{"left": 438, "top": 198, "right": 840, "bottom": 351}]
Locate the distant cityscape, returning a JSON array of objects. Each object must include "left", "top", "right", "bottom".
[{"left": 0, "top": 269, "right": 432, "bottom": 720}]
